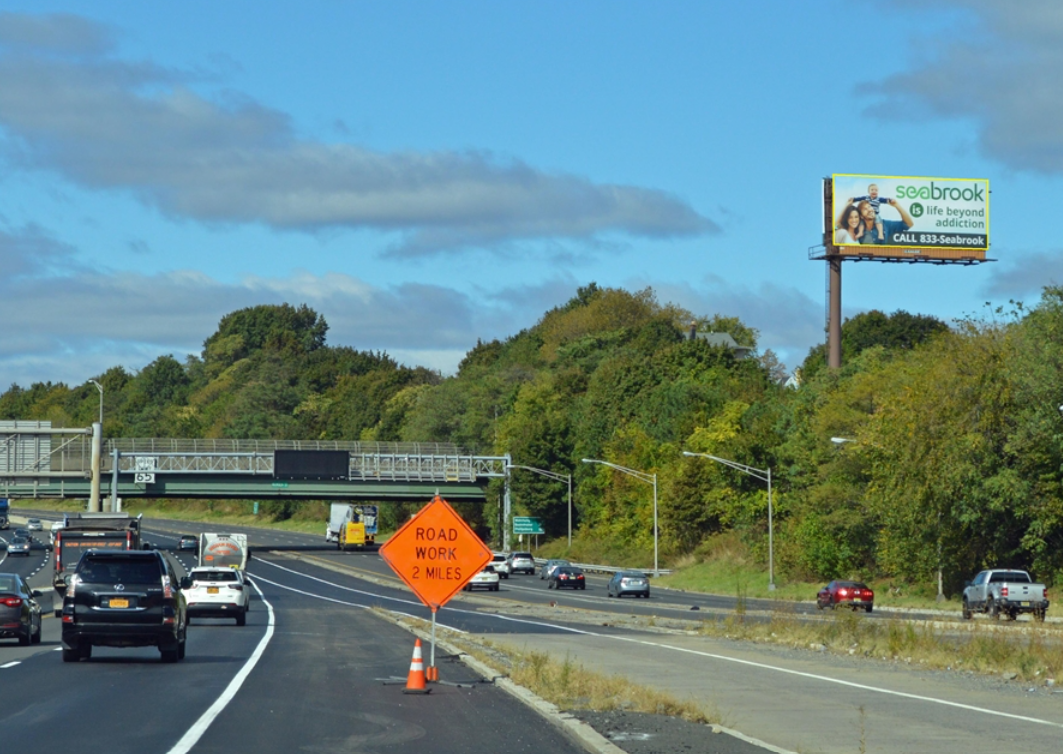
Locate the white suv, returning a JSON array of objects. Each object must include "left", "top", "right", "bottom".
[
  {"left": 508, "top": 552, "right": 536, "bottom": 575},
  {"left": 185, "top": 567, "right": 251, "bottom": 626},
  {"left": 491, "top": 553, "right": 511, "bottom": 579}
]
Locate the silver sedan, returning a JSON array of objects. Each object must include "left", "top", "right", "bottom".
[
  {"left": 607, "top": 570, "right": 650, "bottom": 598},
  {"left": 6, "top": 536, "right": 31, "bottom": 557}
]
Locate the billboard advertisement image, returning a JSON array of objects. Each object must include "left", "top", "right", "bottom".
[{"left": 831, "top": 174, "right": 989, "bottom": 260}]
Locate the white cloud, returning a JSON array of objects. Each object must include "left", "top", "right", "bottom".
[
  {"left": 861, "top": 1, "right": 1063, "bottom": 174},
  {"left": 0, "top": 224, "right": 578, "bottom": 386},
  {"left": 981, "top": 249, "right": 1063, "bottom": 300},
  {"left": 0, "top": 13, "right": 718, "bottom": 257}
]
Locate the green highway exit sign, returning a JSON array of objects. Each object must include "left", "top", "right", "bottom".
[{"left": 513, "top": 516, "right": 544, "bottom": 534}]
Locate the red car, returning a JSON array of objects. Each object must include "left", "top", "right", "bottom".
[{"left": 816, "top": 580, "right": 874, "bottom": 613}]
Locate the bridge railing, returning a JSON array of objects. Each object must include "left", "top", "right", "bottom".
[{"left": 2, "top": 431, "right": 509, "bottom": 487}]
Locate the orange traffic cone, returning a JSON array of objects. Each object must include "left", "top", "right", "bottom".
[{"left": 403, "top": 639, "right": 431, "bottom": 694}]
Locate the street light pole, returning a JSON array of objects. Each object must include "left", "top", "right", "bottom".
[
  {"left": 683, "top": 451, "right": 775, "bottom": 591},
  {"left": 581, "top": 458, "right": 658, "bottom": 576},
  {"left": 88, "top": 379, "right": 103, "bottom": 426},
  {"left": 507, "top": 464, "right": 573, "bottom": 547}
]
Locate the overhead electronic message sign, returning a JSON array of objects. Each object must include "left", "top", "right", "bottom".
[{"left": 831, "top": 174, "right": 989, "bottom": 261}]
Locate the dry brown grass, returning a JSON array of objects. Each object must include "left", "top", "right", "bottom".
[
  {"left": 410, "top": 623, "right": 720, "bottom": 724},
  {"left": 699, "top": 606, "right": 1063, "bottom": 684}
]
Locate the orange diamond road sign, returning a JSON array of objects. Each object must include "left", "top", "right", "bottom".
[{"left": 379, "top": 495, "right": 492, "bottom": 610}]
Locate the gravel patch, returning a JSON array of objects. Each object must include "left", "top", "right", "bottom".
[{"left": 571, "top": 710, "right": 786, "bottom": 754}]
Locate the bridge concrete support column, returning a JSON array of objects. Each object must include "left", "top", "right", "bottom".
[
  {"left": 110, "top": 446, "right": 121, "bottom": 512},
  {"left": 89, "top": 422, "right": 102, "bottom": 512}
]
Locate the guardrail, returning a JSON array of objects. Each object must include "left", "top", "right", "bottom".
[{"left": 528, "top": 556, "right": 671, "bottom": 577}]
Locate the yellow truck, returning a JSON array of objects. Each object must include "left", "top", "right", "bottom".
[
  {"left": 330, "top": 504, "right": 377, "bottom": 550},
  {"left": 339, "top": 520, "right": 366, "bottom": 550}
]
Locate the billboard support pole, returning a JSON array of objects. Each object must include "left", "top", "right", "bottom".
[
  {"left": 823, "top": 177, "right": 843, "bottom": 370},
  {"left": 828, "top": 258, "right": 842, "bottom": 369}
]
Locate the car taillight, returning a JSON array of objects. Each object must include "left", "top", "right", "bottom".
[
  {"left": 67, "top": 576, "right": 78, "bottom": 598},
  {"left": 1002, "top": 586, "right": 1009, "bottom": 597},
  {"left": 229, "top": 584, "right": 243, "bottom": 591},
  {"left": 0, "top": 596, "right": 22, "bottom": 608},
  {"left": 839, "top": 588, "right": 848, "bottom": 597},
  {"left": 162, "top": 605, "right": 175, "bottom": 626},
  {"left": 162, "top": 575, "right": 173, "bottom": 599}
]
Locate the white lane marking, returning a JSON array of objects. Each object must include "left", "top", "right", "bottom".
[
  {"left": 1, "top": 661, "right": 21, "bottom": 669},
  {"left": 260, "top": 558, "right": 1063, "bottom": 731},
  {"left": 165, "top": 581, "right": 275, "bottom": 754},
  {"left": 248, "top": 574, "right": 471, "bottom": 635}
]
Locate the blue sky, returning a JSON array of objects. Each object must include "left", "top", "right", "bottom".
[{"left": 2, "top": 1, "right": 1061, "bottom": 388}]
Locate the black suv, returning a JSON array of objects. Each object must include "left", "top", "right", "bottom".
[{"left": 60, "top": 549, "right": 189, "bottom": 663}]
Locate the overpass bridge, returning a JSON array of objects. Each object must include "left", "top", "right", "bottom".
[{"left": 0, "top": 422, "right": 508, "bottom": 504}]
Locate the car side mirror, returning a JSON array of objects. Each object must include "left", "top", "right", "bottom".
[
  {"left": 142, "top": 542, "right": 153, "bottom": 550},
  {"left": 54, "top": 608, "right": 63, "bottom": 619},
  {"left": 31, "top": 589, "right": 43, "bottom": 598},
  {"left": 179, "top": 577, "right": 193, "bottom": 590}
]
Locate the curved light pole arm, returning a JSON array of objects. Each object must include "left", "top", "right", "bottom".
[
  {"left": 682, "top": 450, "right": 774, "bottom": 591},
  {"left": 582, "top": 458, "right": 659, "bottom": 576},
  {"left": 507, "top": 464, "right": 574, "bottom": 547}
]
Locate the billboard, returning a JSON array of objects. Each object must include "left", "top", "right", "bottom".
[{"left": 830, "top": 174, "right": 989, "bottom": 261}]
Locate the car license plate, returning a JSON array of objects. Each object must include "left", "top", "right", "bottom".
[
  {"left": 109, "top": 598, "right": 129, "bottom": 608},
  {"left": 1020, "top": 601, "right": 1030, "bottom": 606},
  {"left": 208, "top": 587, "right": 219, "bottom": 594}
]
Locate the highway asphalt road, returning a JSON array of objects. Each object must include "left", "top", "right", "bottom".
[
  {"left": 0, "top": 514, "right": 598, "bottom": 754},
  {"left": 5, "top": 509, "right": 1063, "bottom": 753}
]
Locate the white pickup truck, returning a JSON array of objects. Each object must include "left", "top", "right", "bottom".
[{"left": 962, "top": 569, "right": 1049, "bottom": 622}]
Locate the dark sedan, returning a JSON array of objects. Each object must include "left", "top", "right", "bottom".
[
  {"left": 0, "top": 573, "right": 43, "bottom": 645},
  {"left": 548, "top": 566, "right": 586, "bottom": 590},
  {"left": 816, "top": 580, "right": 874, "bottom": 612}
]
